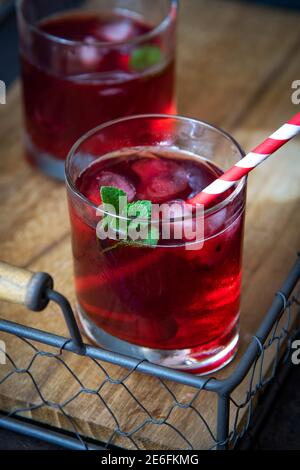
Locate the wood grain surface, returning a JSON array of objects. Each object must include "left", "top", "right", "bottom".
[{"left": 0, "top": 0, "right": 300, "bottom": 450}]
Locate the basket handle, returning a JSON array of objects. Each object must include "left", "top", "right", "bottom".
[
  {"left": 0, "top": 261, "right": 85, "bottom": 353},
  {"left": 0, "top": 261, "right": 53, "bottom": 311}
]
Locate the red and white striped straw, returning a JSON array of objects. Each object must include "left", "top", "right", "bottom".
[{"left": 189, "top": 112, "right": 300, "bottom": 207}]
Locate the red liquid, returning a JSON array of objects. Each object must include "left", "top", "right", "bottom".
[
  {"left": 21, "top": 11, "right": 175, "bottom": 163},
  {"left": 69, "top": 149, "right": 245, "bottom": 360}
]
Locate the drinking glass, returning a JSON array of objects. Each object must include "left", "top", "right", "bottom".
[
  {"left": 17, "top": 0, "right": 177, "bottom": 180},
  {"left": 66, "top": 115, "right": 247, "bottom": 375}
]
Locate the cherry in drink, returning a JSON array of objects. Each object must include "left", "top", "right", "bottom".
[
  {"left": 18, "top": 0, "right": 177, "bottom": 179},
  {"left": 66, "top": 116, "right": 246, "bottom": 374}
]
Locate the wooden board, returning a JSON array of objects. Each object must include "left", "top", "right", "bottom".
[{"left": 0, "top": 0, "right": 300, "bottom": 450}]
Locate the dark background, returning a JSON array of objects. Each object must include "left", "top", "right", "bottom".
[{"left": 0, "top": 1, "right": 299, "bottom": 451}]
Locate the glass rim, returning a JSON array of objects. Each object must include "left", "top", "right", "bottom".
[
  {"left": 17, "top": 0, "right": 178, "bottom": 48},
  {"left": 65, "top": 114, "right": 247, "bottom": 221}
]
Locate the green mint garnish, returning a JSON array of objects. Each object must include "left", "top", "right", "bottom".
[
  {"left": 99, "top": 186, "right": 159, "bottom": 250},
  {"left": 130, "top": 45, "right": 163, "bottom": 71},
  {"left": 127, "top": 200, "right": 152, "bottom": 220},
  {"left": 101, "top": 186, "right": 126, "bottom": 212},
  {"left": 141, "top": 226, "right": 160, "bottom": 247}
]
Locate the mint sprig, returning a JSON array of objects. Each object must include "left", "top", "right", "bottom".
[
  {"left": 101, "top": 186, "right": 126, "bottom": 213},
  {"left": 130, "top": 45, "right": 163, "bottom": 71},
  {"left": 99, "top": 186, "right": 159, "bottom": 250}
]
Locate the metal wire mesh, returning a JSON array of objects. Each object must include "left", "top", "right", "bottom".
[
  {"left": 226, "top": 287, "right": 300, "bottom": 448},
  {"left": 0, "top": 333, "right": 221, "bottom": 450},
  {"left": 0, "top": 261, "right": 299, "bottom": 450}
]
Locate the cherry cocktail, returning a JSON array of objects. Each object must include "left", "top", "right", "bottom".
[
  {"left": 66, "top": 116, "right": 246, "bottom": 374},
  {"left": 18, "top": 0, "right": 177, "bottom": 179}
]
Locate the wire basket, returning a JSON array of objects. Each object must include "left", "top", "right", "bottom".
[{"left": 0, "top": 254, "right": 299, "bottom": 450}]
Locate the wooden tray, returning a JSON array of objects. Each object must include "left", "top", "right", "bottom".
[{"left": 0, "top": 0, "right": 300, "bottom": 450}]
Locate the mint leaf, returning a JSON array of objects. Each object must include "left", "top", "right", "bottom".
[
  {"left": 99, "top": 186, "right": 127, "bottom": 241},
  {"left": 127, "top": 200, "right": 152, "bottom": 219},
  {"left": 98, "top": 186, "right": 159, "bottom": 248},
  {"left": 130, "top": 45, "right": 163, "bottom": 71},
  {"left": 127, "top": 200, "right": 157, "bottom": 246},
  {"left": 101, "top": 186, "right": 126, "bottom": 213},
  {"left": 142, "top": 225, "right": 160, "bottom": 247}
]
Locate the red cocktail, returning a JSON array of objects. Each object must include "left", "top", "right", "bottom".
[
  {"left": 66, "top": 116, "right": 246, "bottom": 374},
  {"left": 18, "top": 0, "right": 177, "bottom": 179}
]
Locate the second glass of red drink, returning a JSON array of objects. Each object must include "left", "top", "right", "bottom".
[{"left": 17, "top": 0, "right": 177, "bottom": 179}]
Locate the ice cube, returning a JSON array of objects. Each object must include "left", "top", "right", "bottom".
[
  {"left": 160, "top": 200, "right": 204, "bottom": 245},
  {"left": 145, "top": 175, "right": 186, "bottom": 203},
  {"left": 133, "top": 158, "right": 189, "bottom": 203},
  {"left": 97, "top": 171, "right": 136, "bottom": 202},
  {"left": 132, "top": 157, "right": 172, "bottom": 180},
  {"left": 100, "top": 19, "right": 134, "bottom": 42},
  {"left": 205, "top": 207, "right": 228, "bottom": 238},
  {"left": 187, "top": 167, "right": 218, "bottom": 198},
  {"left": 79, "top": 44, "right": 100, "bottom": 66}
]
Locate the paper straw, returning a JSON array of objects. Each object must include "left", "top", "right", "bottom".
[{"left": 189, "top": 113, "right": 300, "bottom": 206}]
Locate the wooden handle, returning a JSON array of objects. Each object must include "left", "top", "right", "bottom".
[
  {"left": 0, "top": 262, "right": 35, "bottom": 305},
  {"left": 0, "top": 261, "right": 54, "bottom": 311}
]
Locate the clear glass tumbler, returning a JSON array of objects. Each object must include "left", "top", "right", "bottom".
[
  {"left": 17, "top": 0, "right": 177, "bottom": 180},
  {"left": 66, "top": 115, "right": 247, "bottom": 375}
]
